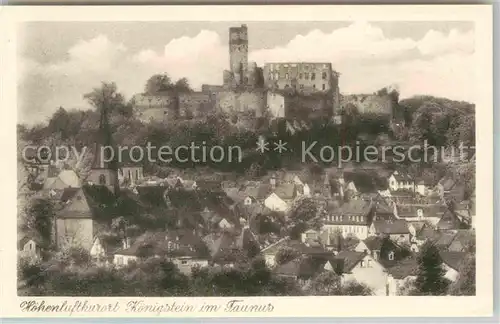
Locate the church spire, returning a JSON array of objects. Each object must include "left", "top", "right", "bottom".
[{"left": 89, "top": 102, "right": 119, "bottom": 195}]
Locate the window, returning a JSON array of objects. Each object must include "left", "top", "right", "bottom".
[
  {"left": 300, "top": 85, "right": 304, "bottom": 89},
  {"left": 304, "top": 73, "right": 309, "bottom": 80},
  {"left": 117, "top": 256, "right": 123, "bottom": 265},
  {"left": 388, "top": 251, "right": 395, "bottom": 261},
  {"left": 360, "top": 260, "right": 365, "bottom": 267},
  {"left": 285, "top": 73, "right": 289, "bottom": 80},
  {"left": 367, "top": 260, "right": 372, "bottom": 267},
  {"left": 313, "top": 84, "right": 316, "bottom": 89},
  {"left": 299, "top": 73, "right": 303, "bottom": 79},
  {"left": 322, "top": 84, "right": 326, "bottom": 90},
  {"left": 181, "top": 260, "right": 188, "bottom": 265},
  {"left": 322, "top": 72, "right": 327, "bottom": 80},
  {"left": 99, "top": 174, "right": 106, "bottom": 185},
  {"left": 311, "top": 73, "right": 316, "bottom": 80}
]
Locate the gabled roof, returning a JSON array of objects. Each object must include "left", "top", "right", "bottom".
[
  {"left": 391, "top": 171, "right": 413, "bottom": 182},
  {"left": 436, "top": 210, "right": 463, "bottom": 230},
  {"left": 416, "top": 225, "right": 441, "bottom": 241},
  {"left": 57, "top": 185, "right": 115, "bottom": 219},
  {"left": 224, "top": 187, "right": 246, "bottom": 204},
  {"left": 336, "top": 199, "right": 373, "bottom": 215},
  {"left": 273, "top": 256, "right": 320, "bottom": 279},
  {"left": 434, "top": 231, "right": 458, "bottom": 249},
  {"left": 274, "top": 183, "right": 296, "bottom": 200},
  {"left": 335, "top": 251, "right": 366, "bottom": 273},
  {"left": 58, "top": 169, "right": 81, "bottom": 188},
  {"left": 371, "top": 219, "right": 410, "bottom": 235},
  {"left": 440, "top": 251, "right": 467, "bottom": 271},
  {"left": 396, "top": 203, "right": 447, "bottom": 219},
  {"left": 361, "top": 236, "right": 384, "bottom": 251},
  {"left": 242, "top": 183, "right": 272, "bottom": 200},
  {"left": 387, "top": 257, "right": 418, "bottom": 279}
]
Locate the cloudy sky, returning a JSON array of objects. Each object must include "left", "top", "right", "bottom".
[{"left": 17, "top": 21, "right": 475, "bottom": 125}]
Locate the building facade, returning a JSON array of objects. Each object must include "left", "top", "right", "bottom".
[{"left": 263, "top": 62, "right": 339, "bottom": 93}]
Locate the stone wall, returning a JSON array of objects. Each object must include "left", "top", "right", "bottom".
[{"left": 342, "top": 94, "right": 394, "bottom": 116}]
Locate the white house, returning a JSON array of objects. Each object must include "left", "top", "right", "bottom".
[
  {"left": 264, "top": 192, "right": 289, "bottom": 212},
  {"left": 90, "top": 237, "right": 107, "bottom": 260},
  {"left": 388, "top": 171, "right": 415, "bottom": 192},
  {"left": 171, "top": 256, "right": 209, "bottom": 275},
  {"left": 113, "top": 253, "right": 139, "bottom": 267},
  {"left": 18, "top": 236, "right": 41, "bottom": 261},
  {"left": 323, "top": 199, "right": 374, "bottom": 240},
  {"left": 440, "top": 251, "right": 467, "bottom": 282},
  {"left": 260, "top": 237, "right": 290, "bottom": 267},
  {"left": 335, "top": 251, "right": 389, "bottom": 296}
]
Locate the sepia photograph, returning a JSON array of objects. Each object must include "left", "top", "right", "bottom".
[
  {"left": 1, "top": 4, "right": 493, "bottom": 318},
  {"left": 16, "top": 19, "right": 479, "bottom": 299}
]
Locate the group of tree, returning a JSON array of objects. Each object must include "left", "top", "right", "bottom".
[
  {"left": 399, "top": 241, "right": 475, "bottom": 296},
  {"left": 19, "top": 78, "right": 479, "bottom": 178}
]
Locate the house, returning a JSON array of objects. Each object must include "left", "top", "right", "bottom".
[
  {"left": 323, "top": 199, "right": 374, "bottom": 240},
  {"left": 273, "top": 256, "right": 322, "bottom": 285},
  {"left": 354, "top": 235, "right": 410, "bottom": 268},
  {"left": 436, "top": 209, "right": 464, "bottom": 231},
  {"left": 394, "top": 203, "right": 447, "bottom": 225},
  {"left": 90, "top": 235, "right": 126, "bottom": 265},
  {"left": 119, "top": 163, "right": 144, "bottom": 187},
  {"left": 386, "top": 257, "right": 418, "bottom": 295},
  {"left": 440, "top": 251, "right": 467, "bottom": 282},
  {"left": 171, "top": 256, "right": 209, "bottom": 275},
  {"left": 114, "top": 230, "right": 208, "bottom": 269},
  {"left": 388, "top": 171, "right": 415, "bottom": 192},
  {"left": 334, "top": 251, "right": 388, "bottom": 296},
  {"left": 447, "top": 230, "right": 475, "bottom": 252},
  {"left": 112, "top": 231, "right": 165, "bottom": 267},
  {"left": 416, "top": 179, "right": 434, "bottom": 196},
  {"left": 55, "top": 186, "right": 116, "bottom": 251},
  {"left": 368, "top": 219, "right": 411, "bottom": 244},
  {"left": 18, "top": 234, "right": 42, "bottom": 261},
  {"left": 260, "top": 237, "right": 330, "bottom": 268},
  {"left": 241, "top": 183, "right": 273, "bottom": 202},
  {"left": 434, "top": 231, "right": 459, "bottom": 251},
  {"left": 260, "top": 237, "right": 290, "bottom": 267},
  {"left": 264, "top": 192, "right": 290, "bottom": 212},
  {"left": 436, "top": 177, "right": 467, "bottom": 202}
]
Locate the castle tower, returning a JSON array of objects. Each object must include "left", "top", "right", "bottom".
[{"left": 229, "top": 24, "right": 249, "bottom": 86}]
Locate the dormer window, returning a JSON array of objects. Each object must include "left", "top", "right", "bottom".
[{"left": 388, "top": 251, "right": 395, "bottom": 261}]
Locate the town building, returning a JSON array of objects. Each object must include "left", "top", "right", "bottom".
[{"left": 323, "top": 199, "right": 374, "bottom": 240}]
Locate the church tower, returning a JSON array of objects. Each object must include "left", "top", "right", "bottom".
[
  {"left": 229, "top": 24, "right": 249, "bottom": 87},
  {"left": 87, "top": 103, "right": 119, "bottom": 195}
]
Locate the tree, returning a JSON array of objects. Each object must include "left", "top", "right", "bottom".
[
  {"left": 25, "top": 198, "right": 54, "bottom": 248},
  {"left": 340, "top": 281, "right": 373, "bottom": 296},
  {"left": 448, "top": 254, "right": 475, "bottom": 296},
  {"left": 174, "top": 78, "right": 193, "bottom": 93},
  {"left": 83, "top": 82, "right": 128, "bottom": 117},
  {"left": 275, "top": 246, "right": 301, "bottom": 265},
  {"left": 144, "top": 73, "right": 193, "bottom": 95},
  {"left": 305, "top": 271, "right": 341, "bottom": 295},
  {"left": 287, "top": 197, "right": 325, "bottom": 238},
  {"left": 413, "top": 242, "right": 450, "bottom": 295},
  {"left": 144, "top": 74, "right": 174, "bottom": 94}
]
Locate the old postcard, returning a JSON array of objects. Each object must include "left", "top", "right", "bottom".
[{"left": 0, "top": 4, "right": 494, "bottom": 319}]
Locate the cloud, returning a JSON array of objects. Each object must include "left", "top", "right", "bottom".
[
  {"left": 17, "top": 22, "right": 476, "bottom": 125},
  {"left": 417, "top": 29, "right": 474, "bottom": 56}
]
